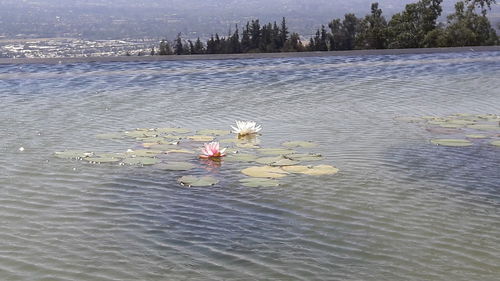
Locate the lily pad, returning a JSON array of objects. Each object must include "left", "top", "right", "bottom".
[
  {"left": 236, "top": 142, "right": 260, "bottom": 149},
  {"left": 255, "top": 156, "right": 285, "bottom": 165},
  {"left": 447, "top": 119, "right": 476, "bottom": 125},
  {"left": 224, "top": 153, "right": 258, "bottom": 162},
  {"left": 178, "top": 175, "right": 218, "bottom": 187},
  {"left": 239, "top": 178, "right": 280, "bottom": 187},
  {"left": 282, "top": 165, "right": 339, "bottom": 176},
  {"left": 258, "top": 148, "right": 294, "bottom": 155},
  {"left": 196, "top": 129, "right": 231, "bottom": 136},
  {"left": 269, "top": 158, "right": 300, "bottom": 167},
  {"left": 186, "top": 135, "right": 215, "bottom": 142},
  {"left": 430, "top": 139, "right": 473, "bottom": 147},
  {"left": 465, "top": 134, "right": 488, "bottom": 139},
  {"left": 490, "top": 140, "right": 500, "bottom": 147},
  {"left": 121, "top": 157, "right": 160, "bottom": 166},
  {"left": 155, "top": 128, "right": 191, "bottom": 134},
  {"left": 467, "top": 124, "right": 499, "bottom": 131},
  {"left": 127, "top": 149, "right": 163, "bottom": 157},
  {"left": 155, "top": 162, "right": 196, "bottom": 171},
  {"left": 282, "top": 141, "right": 318, "bottom": 148},
  {"left": 124, "top": 130, "right": 149, "bottom": 138},
  {"left": 54, "top": 150, "right": 94, "bottom": 159},
  {"left": 241, "top": 166, "right": 288, "bottom": 178},
  {"left": 84, "top": 157, "right": 121, "bottom": 164},
  {"left": 137, "top": 137, "right": 164, "bottom": 143},
  {"left": 286, "top": 153, "right": 323, "bottom": 161}
]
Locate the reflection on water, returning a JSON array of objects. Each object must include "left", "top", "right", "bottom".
[{"left": 1, "top": 51, "right": 500, "bottom": 281}]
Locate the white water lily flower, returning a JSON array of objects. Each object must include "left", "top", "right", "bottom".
[{"left": 231, "top": 120, "right": 262, "bottom": 136}]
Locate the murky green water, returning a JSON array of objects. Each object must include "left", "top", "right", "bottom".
[{"left": 1, "top": 52, "right": 499, "bottom": 280}]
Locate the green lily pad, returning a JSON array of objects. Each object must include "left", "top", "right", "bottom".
[
  {"left": 282, "top": 165, "right": 339, "bottom": 176},
  {"left": 465, "top": 134, "right": 488, "bottom": 139},
  {"left": 239, "top": 178, "right": 280, "bottom": 187},
  {"left": 155, "top": 162, "right": 196, "bottom": 171},
  {"left": 186, "top": 135, "right": 215, "bottom": 142},
  {"left": 137, "top": 137, "right": 164, "bottom": 143},
  {"left": 282, "top": 141, "right": 318, "bottom": 148},
  {"left": 196, "top": 129, "right": 231, "bottom": 136},
  {"left": 178, "top": 175, "right": 218, "bottom": 187},
  {"left": 490, "top": 140, "right": 500, "bottom": 147},
  {"left": 467, "top": 124, "right": 499, "bottom": 131},
  {"left": 127, "top": 149, "right": 163, "bottom": 157},
  {"left": 224, "top": 153, "right": 258, "bottom": 162},
  {"left": 219, "top": 138, "right": 241, "bottom": 144},
  {"left": 84, "top": 157, "right": 121, "bottom": 163},
  {"left": 255, "top": 156, "right": 285, "bottom": 165},
  {"left": 155, "top": 128, "right": 191, "bottom": 134},
  {"left": 124, "top": 130, "right": 149, "bottom": 138},
  {"left": 94, "top": 152, "right": 126, "bottom": 159},
  {"left": 439, "top": 123, "right": 464, "bottom": 129},
  {"left": 54, "top": 150, "right": 94, "bottom": 159},
  {"left": 447, "top": 119, "right": 476, "bottom": 125},
  {"left": 258, "top": 148, "right": 294, "bottom": 155},
  {"left": 241, "top": 166, "right": 288, "bottom": 178},
  {"left": 286, "top": 153, "right": 323, "bottom": 161},
  {"left": 269, "top": 158, "right": 300, "bottom": 167},
  {"left": 121, "top": 157, "right": 160, "bottom": 166},
  {"left": 430, "top": 139, "right": 473, "bottom": 147}
]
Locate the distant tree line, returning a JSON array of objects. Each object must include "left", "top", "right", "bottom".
[{"left": 151, "top": 0, "right": 498, "bottom": 56}]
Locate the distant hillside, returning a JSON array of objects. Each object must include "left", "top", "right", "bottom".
[{"left": 0, "top": 0, "right": 498, "bottom": 39}]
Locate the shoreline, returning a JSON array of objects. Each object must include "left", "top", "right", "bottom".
[{"left": 1, "top": 46, "right": 499, "bottom": 65}]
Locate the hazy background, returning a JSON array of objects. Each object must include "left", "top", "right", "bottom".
[{"left": 1, "top": 0, "right": 498, "bottom": 40}]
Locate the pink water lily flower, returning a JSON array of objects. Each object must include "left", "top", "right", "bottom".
[{"left": 199, "top": 141, "right": 226, "bottom": 159}]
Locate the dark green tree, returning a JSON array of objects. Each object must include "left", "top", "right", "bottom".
[
  {"left": 357, "top": 3, "right": 388, "bottom": 49},
  {"left": 174, "top": 33, "right": 184, "bottom": 55},
  {"left": 158, "top": 39, "right": 173, "bottom": 55}
]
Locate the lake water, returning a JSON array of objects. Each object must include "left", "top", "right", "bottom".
[{"left": 1, "top": 51, "right": 499, "bottom": 280}]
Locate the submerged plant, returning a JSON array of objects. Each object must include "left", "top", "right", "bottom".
[
  {"left": 199, "top": 141, "right": 226, "bottom": 159},
  {"left": 231, "top": 120, "right": 262, "bottom": 137}
]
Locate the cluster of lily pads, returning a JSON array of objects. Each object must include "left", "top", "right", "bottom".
[
  {"left": 54, "top": 121, "right": 339, "bottom": 187},
  {"left": 396, "top": 113, "right": 500, "bottom": 147}
]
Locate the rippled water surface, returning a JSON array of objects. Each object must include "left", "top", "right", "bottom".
[{"left": 1, "top": 52, "right": 500, "bottom": 280}]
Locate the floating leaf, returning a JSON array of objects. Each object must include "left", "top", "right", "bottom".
[
  {"left": 224, "top": 153, "right": 258, "bottom": 162},
  {"left": 121, "top": 157, "right": 160, "bottom": 166},
  {"left": 447, "top": 119, "right": 476, "bottom": 125},
  {"left": 269, "top": 158, "right": 300, "bottom": 167},
  {"left": 467, "top": 124, "right": 499, "bottom": 131},
  {"left": 426, "top": 127, "right": 462, "bottom": 134},
  {"left": 282, "top": 141, "right": 318, "bottom": 148},
  {"left": 286, "top": 153, "right": 323, "bottom": 161},
  {"left": 439, "top": 123, "right": 463, "bottom": 129},
  {"left": 156, "top": 128, "right": 191, "bottom": 134},
  {"left": 430, "top": 139, "right": 473, "bottom": 147},
  {"left": 155, "top": 162, "right": 196, "bottom": 171},
  {"left": 127, "top": 149, "right": 163, "bottom": 157},
  {"left": 54, "top": 150, "right": 93, "bottom": 159},
  {"left": 491, "top": 140, "right": 500, "bottom": 147},
  {"left": 282, "top": 165, "right": 339, "bottom": 176},
  {"left": 258, "top": 148, "right": 294, "bottom": 155},
  {"left": 236, "top": 142, "right": 260, "bottom": 149},
  {"left": 255, "top": 156, "right": 285, "bottom": 165},
  {"left": 239, "top": 178, "right": 280, "bottom": 187},
  {"left": 137, "top": 137, "right": 164, "bottom": 143},
  {"left": 84, "top": 157, "right": 121, "bottom": 163},
  {"left": 178, "top": 175, "right": 218, "bottom": 187},
  {"left": 124, "top": 130, "right": 149, "bottom": 138},
  {"left": 187, "top": 135, "right": 215, "bottom": 142},
  {"left": 241, "top": 166, "right": 288, "bottom": 178},
  {"left": 196, "top": 129, "right": 231, "bottom": 136},
  {"left": 465, "top": 134, "right": 488, "bottom": 139}
]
